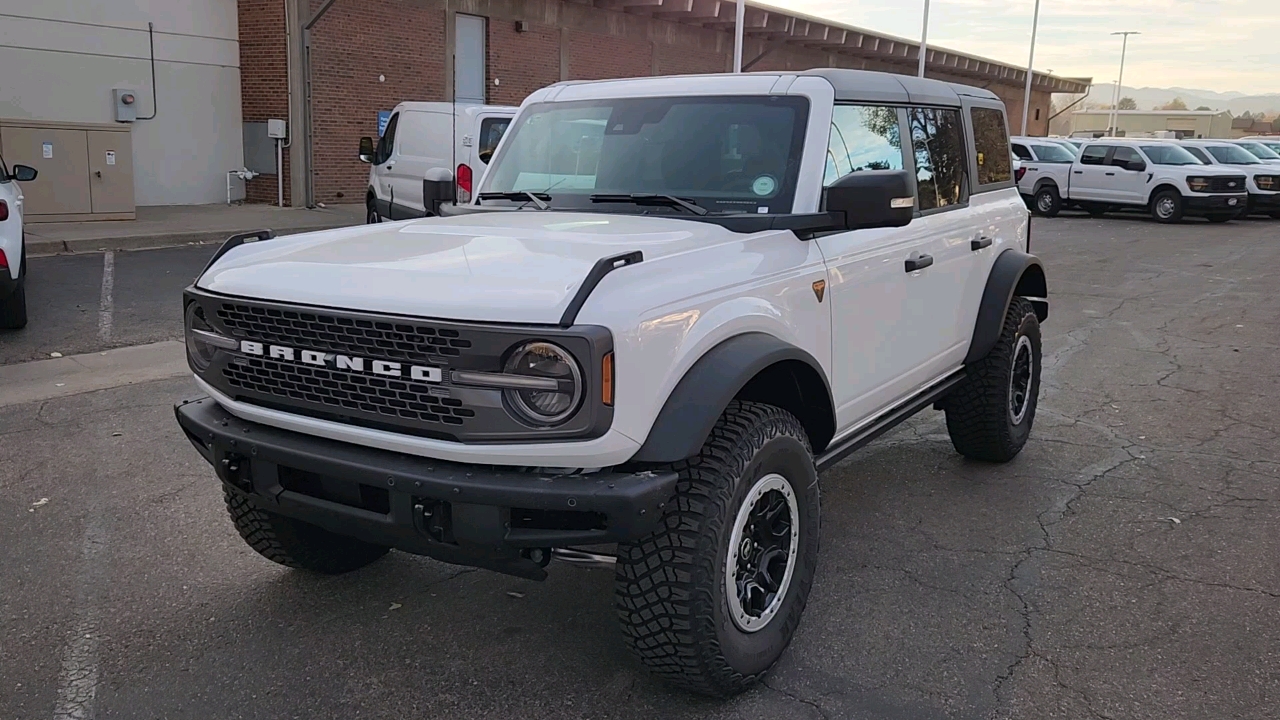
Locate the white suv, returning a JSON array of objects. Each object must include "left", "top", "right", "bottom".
[
  {"left": 0, "top": 155, "right": 37, "bottom": 329},
  {"left": 176, "top": 69, "right": 1046, "bottom": 696},
  {"left": 1181, "top": 140, "right": 1280, "bottom": 218}
]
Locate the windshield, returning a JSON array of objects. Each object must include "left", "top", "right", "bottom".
[
  {"left": 1237, "top": 141, "right": 1280, "bottom": 160},
  {"left": 1030, "top": 143, "right": 1076, "bottom": 163},
  {"left": 480, "top": 96, "right": 809, "bottom": 214},
  {"left": 1140, "top": 145, "right": 1203, "bottom": 166},
  {"left": 1206, "top": 145, "right": 1262, "bottom": 165}
]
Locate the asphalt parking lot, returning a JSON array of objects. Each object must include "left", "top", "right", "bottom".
[{"left": 2, "top": 213, "right": 1278, "bottom": 719}]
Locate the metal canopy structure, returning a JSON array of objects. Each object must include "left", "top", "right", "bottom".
[{"left": 605, "top": 0, "right": 1092, "bottom": 94}]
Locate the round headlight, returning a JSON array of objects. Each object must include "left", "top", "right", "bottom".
[
  {"left": 502, "top": 341, "right": 583, "bottom": 426},
  {"left": 184, "top": 303, "right": 234, "bottom": 373}
]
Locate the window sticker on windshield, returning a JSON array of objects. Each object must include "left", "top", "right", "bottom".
[{"left": 752, "top": 175, "right": 777, "bottom": 196}]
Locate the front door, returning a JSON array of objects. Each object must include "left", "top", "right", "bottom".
[
  {"left": 1106, "top": 146, "right": 1147, "bottom": 205},
  {"left": 1070, "top": 144, "right": 1112, "bottom": 201}
]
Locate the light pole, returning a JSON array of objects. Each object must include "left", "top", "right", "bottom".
[
  {"left": 732, "top": 0, "right": 745, "bottom": 72},
  {"left": 1019, "top": 0, "right": 1042, "bottom": 136},
  {"left": 917, "top": 0, "right": 931, "bottom": 77},
  {"left": 1109, "top": 31, "right": 1139, "bottom": 135}
]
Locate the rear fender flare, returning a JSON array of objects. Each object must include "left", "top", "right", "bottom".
[{"left": 964, "top": 249, "right": 1048, "bottom": 364}]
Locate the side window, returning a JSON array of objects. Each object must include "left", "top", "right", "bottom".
[
  {"left": 1184, "top": 147, "right": 1211, "bottom": 164},
  {"left": 478, "top": 117, "right": 511, "bottom": 164},
  {"left": 970, "top": 107, "right": 1012, "bottom": 186},
  {"left": 823, "top": 105, "right": 904, "bottom": 186},
  {"left": 1012, "top": 143, "right": 1034, "bottom": 161},
  {"left": 1110, "top": 147, "right": 1141, "bottom": 168},
  {"left": 377, "top": 112, "right": 400, "bottom": 164},
  {"left": 907, "top": 107, "right": 967, "bottom": 211},
  {"left": 1079, "top": 145, "right": 1109, "bottom": 165}
]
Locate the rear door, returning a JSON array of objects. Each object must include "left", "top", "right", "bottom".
[
  {"left": 459, "top": 112, "right": 513, "bottom": 202},
  {"left": 1070, "top": 144, "right": 1112, "bottom": 201}
]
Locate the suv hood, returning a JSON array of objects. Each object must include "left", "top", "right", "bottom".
[{"left": 197, "top": 211, "right": 738, "bottom": 324}]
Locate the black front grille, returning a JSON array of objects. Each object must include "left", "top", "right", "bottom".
[
  {"left": 223, "top": 357, "right": 476, "bottom": 427},
  {"left": 1208, "top": 176, "right": 1247, "bottom": 193},
  {"left": 216, "top": 303, "right": 473, "bottom": 360}
]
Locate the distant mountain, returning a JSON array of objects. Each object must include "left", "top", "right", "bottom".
[{"left": 1078, "top": 84, "right": 1280, "bottom": 116}]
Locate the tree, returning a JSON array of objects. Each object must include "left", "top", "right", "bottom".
[
  {"left": 1117, "top": 97, "right": 1138, "bottom": 110},
  {"left": 1195, "top": 106, "right": 1213, "bottom": 111},
  {"left": 1159, "top": 97, "right": 1189, "bottom": 111},
  {"left": 1240, "top": 110, "right": 1253, "bottom": 119}
]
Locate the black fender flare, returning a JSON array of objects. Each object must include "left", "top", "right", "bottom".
[
  {"left": 631, "top": 333, "right": 834, "bottom": 463},
  {"left": 964, "top": 249, "right": 1049, "bottom": 364}
]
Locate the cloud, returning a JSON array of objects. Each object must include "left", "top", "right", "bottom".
[{"left": 770, "top": 0, "right": 1280, "bottom": 94}]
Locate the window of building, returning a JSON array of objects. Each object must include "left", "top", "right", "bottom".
[
  {"left": 823, "top": 105, "right": 904, "bottom": 186},
  {"left": 907, "top": 107, "right": 967, "bottom": 211},
  {"left": 970, "top": 106, "right": 1012, "bottom": 186},
  {"left": 1079, "top": 145, "right": 1109, "bottom": 165},
  {"left": 1034, "top": 108, "right": 1041, "bottom": 121}
]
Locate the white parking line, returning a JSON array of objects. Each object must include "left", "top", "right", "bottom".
[
  {"left": 52, "top": 515, "right": 107, "bottom": 720},
  {"left": 97, "top": 251, "right": 115, "bottom": 343}
]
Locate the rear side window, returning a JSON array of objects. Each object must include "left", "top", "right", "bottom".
[
  {"left": 907, "top": 107, "right": 967, "bottom": 211},
  {"left": 1111, "top": 147, "right": 1141, "bottom": 167},
  {"left": 823, "top": 105, "right": 905, "bottom": 186},
  {"left": 1079, "top": 145, "right": 1109, "bottom": 165},
  {"left": 1011, "top": 143, "right": 1034, "bottom": 161},
  {"left": 970, "top": 107, "right": 1012, "bottom": 186},
  {"left": 478, "top": 117, "right": 511, "bottom": 164},
  {"left": 1184, "top": 147, "right": 1211, "bottom": 164}
]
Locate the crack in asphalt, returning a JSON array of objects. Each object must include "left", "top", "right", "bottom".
[{"left": 761, "top": 679, "right": 830, "bottom": 719}]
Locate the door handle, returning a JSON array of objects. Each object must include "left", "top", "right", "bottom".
[
  {"left": 905, "top": 252, "right": 934, "bottom": 272},
  {"left": 1073, "top": 170, "right": 1083, "bottom": 174},
  {"left": 385, "top": 161, "right": 395, "bottom": 169},
  {"left": 95, "top": 170, "right": 103, "bottom": 178},
  {"left": 971, "top": 236, "right": 992, "bottom": 251},
  {"left": 1105, "top": 171, "right": 1116, "bottom": 176}
]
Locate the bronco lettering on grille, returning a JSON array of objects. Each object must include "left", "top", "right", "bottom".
[{"left": 238, "top": 340, "right": 443, "bottom": 383}]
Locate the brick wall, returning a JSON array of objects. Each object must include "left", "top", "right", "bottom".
[
  {"left": 488, "top": 20, "right": 560, "bottom": 106},
  {"left": 239, "top": 0, "right": 1063, "bottom": 205},
  {"left": 238, "top": 0, "right": 291, "bottom": 204}
]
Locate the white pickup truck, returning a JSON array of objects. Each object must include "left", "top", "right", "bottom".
[
  {"left": 1021, "top": 138, "right": 1248, "bottom": 223},
  {"left": 1180, "top": 140, "right": 1280, "bottom": 219},
  {"left": 1011, "top": 136, "right": 1077, "bottom": 215}
]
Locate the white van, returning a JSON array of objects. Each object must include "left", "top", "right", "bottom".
[{"left": 359, "top": 102, "right": 516, "bottom": 222}]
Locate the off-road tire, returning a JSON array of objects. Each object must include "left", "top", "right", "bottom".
[
  {"left": 614, "top": 401, "right": 820, "bottom": 697},
  {"left": 1151, "top": 190, "right": 1184, "bottom": 224},
  {"left": 943, "top": 297, "right": 1041, "bottom": 462},
  {"left": 224, "top": 488, "right": 389, "bottom": 574},
  {"left": 0, "top": 250, "right": 27, "bottom": 330},
  {"left": 1205, "top": 213, "right": 1234, "bottom": 224},
  {"left": 1033, "top": 185, "right": 1062, "bottom": 217}
]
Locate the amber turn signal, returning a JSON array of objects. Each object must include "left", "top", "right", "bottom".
[{"left": 602, "top": 352, "right": 614, "bottom": 406}]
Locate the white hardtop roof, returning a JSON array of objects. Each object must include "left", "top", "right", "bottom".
[{"left": 394, "top": 102, "right": 517, "bottom": 116}]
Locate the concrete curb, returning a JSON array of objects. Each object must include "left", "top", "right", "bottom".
[
  {"left": 25, "top": 222, "right": 357, "bottom": 258},
  {"left": 0, "top": 341, "right": 189, "bottom": 408}
]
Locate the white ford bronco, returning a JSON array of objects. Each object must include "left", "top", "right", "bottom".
[{"left": 176, "top": 69, "right": 1047, "bottom": 696}]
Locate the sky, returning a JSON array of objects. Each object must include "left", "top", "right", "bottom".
[{"left": 771, "top": 0, "right": 1280, "bottom": 95}]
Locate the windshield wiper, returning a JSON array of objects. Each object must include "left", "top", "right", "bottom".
[
  {"left": 590, "top": 193, "right": 708, "bottom": 216},
  {"left": 477, "top": 191, "right": 550, "bottom": 210}
]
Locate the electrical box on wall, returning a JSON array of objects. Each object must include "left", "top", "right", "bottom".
[
  {"left": 112, "top": 88, "right": 138, "bottom": 123},
  {"left": 267, "top": 119, "right": 287, "bottom": 139}
]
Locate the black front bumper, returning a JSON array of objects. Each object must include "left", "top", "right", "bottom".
[
  {"left": 1185, "top": 193, "right": 1247, "bottom": 213},
  {"left": 1247, "top": 193, "right": 1280, "bottom": 213},
  {"left": 175, "top": 398, "right": 678, "bottom": 580}
]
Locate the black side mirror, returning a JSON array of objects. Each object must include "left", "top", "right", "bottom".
[
  {"left": 358, "top": 136, "right": 376, "bottom": 164},
  {"left": 1126, "top": 160, "right": 1147, "bottom": 172},
  {"left": 11, "top": 164, "right": 37, "bottom": 182},
  {"left": 823, "top": 169, "right": 916, "bottom": 231},
  {"left": 422, "top": 168, "right": 456, "bottom": 216}
]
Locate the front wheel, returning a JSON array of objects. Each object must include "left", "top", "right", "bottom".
[
  {"left": 1033, "top": 186, "right": 1062, "bottom": 217},
  {"left": 943, "top": 297, "right": 1042, "bottom": 462},
  {"left": 366, "top": 201, "right": 381, "bottom": 225},
  {"left": 1151, "top": 190, "right": 1184, "bottom": 224},
  {"left": 614, "top": 401, "right": 820, "bottom": 697}
]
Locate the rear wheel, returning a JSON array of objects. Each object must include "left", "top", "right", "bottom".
[
  {"left": 943, "top": 297, "right": 1041, "bottom": 462},
  {"left": 614, "top": 401, "right": 820, "bottom": 697},
  {"left": 366, "top": 198, "right": 381, "bottom": 224},
  {"left": 224, "top": 488, "right": 389, "bottom": 574},
  {"left": 1151, "top": 190, "right": 1184, "bottom": 223},
  {"left": 1085, "top": 204, "right": 1108, "bottom": 217},
  {"left": 1033, "top": 186, "right": 1062, "bottom": 218}
]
